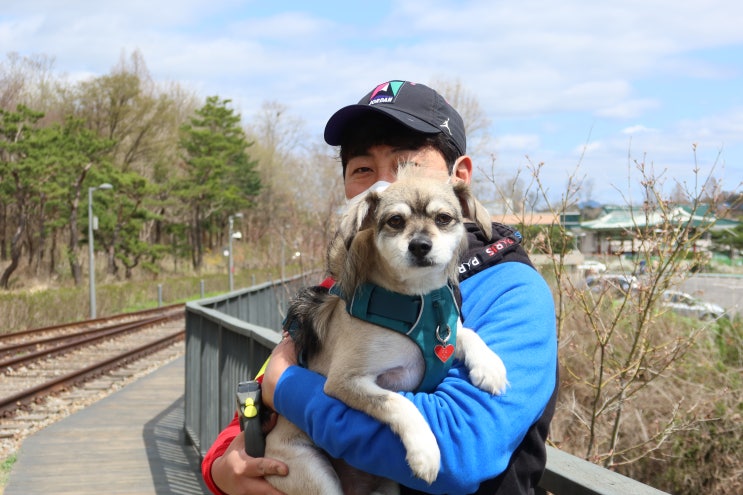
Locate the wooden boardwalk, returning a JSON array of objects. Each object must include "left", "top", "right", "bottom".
[{"left": 5, "top": 356, "right": 210, "bottom": 495}]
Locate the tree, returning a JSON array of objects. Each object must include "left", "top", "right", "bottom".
[
  {"left": 73, "top": 51, "right": 178, "bottom": 176},
  {"left": 0, "top": 105, "right": 45, "bottom": 288},
  {"left": 69, "top": 52, "right": 185, "bottom": 276},
  {"left": 473, "top": 139, "right": 743, "bottom": 493},
  {"left": 102, "top": 171, "right": 164, "bottom": 278},
  {"left": 522, "top": 152, "right": 740, "bottom": 490},
  {"left": 243, "top": 101, "right": 343, "bottom": 274},
  {"left": 177, "top": 96, "right": 261, "bottom": 269},
  {"left": 52, "top": 117, "right": 115, "bottom": 285},
  {"left": 0, "top": 52, "right": 59, "bottom": 115},
  {"left": 710, "top": 223, "right": 743, "bottom": 258}
]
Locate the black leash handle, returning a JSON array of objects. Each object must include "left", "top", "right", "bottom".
[{"left": 236, "top": 380, "right": 265, "bottom": 457}]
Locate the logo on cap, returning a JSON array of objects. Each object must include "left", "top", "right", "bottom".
[
  {"left": 368, "top": 80, "right": 406, "bottom": 106},
  {"left": 440, "top": 118, "right": 452, "bottom": 136}
]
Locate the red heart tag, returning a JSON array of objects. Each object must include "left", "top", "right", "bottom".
[{"left": 434, "top": 344, "right": 455, "bottom": 363}]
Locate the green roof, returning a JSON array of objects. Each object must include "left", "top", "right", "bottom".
[{"left": 580, "top": 205, "right": 738, "bottom": 231}]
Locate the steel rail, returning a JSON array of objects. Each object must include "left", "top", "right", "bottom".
[
  {"left": 0, "top": 315, "right": 177, "bottom": 368},
  {"left": 0, "top": 330, "right": 184, "bottom": 416}
]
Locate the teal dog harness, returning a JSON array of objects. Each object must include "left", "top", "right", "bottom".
[{"left": 342, "top": 282, "right": 460, "bottom": 393}]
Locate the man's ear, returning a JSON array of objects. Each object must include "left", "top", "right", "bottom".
[{"left": 452, "top": 155, "right": 473, "bottom": 185}]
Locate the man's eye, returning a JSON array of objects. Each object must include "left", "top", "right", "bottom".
[
  {"left": 435, "top": 214, "right": 454, "bottom": 226},
  {"left": 386, "top": 215, "right": 405, "bottom": 229}
]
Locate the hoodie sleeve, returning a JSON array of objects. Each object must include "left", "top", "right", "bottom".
[
  {"left": 273, "top": 262, "right": 557, "bottom": 494},
  {"left": 201, "top": 413, "right": 240, "bottom": 495}
]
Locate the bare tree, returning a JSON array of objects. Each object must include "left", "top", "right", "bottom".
[
  {"left": 482, "top": 145, "right": 742, "bottom": 494},
  {"left": 243, "top": 101, "right": 342, "bottom": 277},
  {"left": 0, "top": 53, "right": 58, "bottom": 111}
]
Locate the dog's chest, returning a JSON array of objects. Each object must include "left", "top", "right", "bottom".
[{"left": 364, "top": 331, "right": 425, "bottom": 391}]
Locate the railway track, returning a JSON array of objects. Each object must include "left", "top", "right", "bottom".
[{"left": 0, "top": 306, "right": 186, "bottom": 455}]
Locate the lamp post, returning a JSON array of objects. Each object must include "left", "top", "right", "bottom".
[
  {"left": 88, "top": 183, "right": 113, "bottom": 319},
  {"left": 228, "top": 212, "right": 243, "bottom": 291}
]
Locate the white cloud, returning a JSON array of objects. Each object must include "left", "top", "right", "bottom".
[
  {"left": 621, "top": 125, "right": 657, "bottom": 135},
  {"left": 574, "top": 141, "right": 603, "bottom": 155}
]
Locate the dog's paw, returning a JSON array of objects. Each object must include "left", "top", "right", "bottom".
[
  {"left": 468, "top": 352, "right": 508, "bottom": 395},
  {"left": 405, "top": 441, "right": 441, "bottom": 484},
  {"left": 456, "top": 327, "right": 509, "bottom": 395}
]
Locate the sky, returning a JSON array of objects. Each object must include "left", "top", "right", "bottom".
[{"left": 2, "top": 0, "right": 742, "bottom": 206}]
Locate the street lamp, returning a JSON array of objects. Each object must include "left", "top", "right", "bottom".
[
  {"left": 88, "top": 183, "right": 113, "bottom": 319},
  {"left": 228, "top": 212, "right": 243, "bottom": 291}
]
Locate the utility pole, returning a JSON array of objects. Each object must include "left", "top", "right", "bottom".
[{"left": 88, "top": 183, "right": 113, "bottom": 319}]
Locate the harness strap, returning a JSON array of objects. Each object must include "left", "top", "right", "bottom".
[
  {"left": 348, "top": 284, "right": 423, "bottom": 334},
  {"left": 345, "top": 282, "right": 460, "bottom": 392}
]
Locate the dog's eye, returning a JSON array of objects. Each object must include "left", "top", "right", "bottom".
[
  {"left": 386, "top": 215, "right": 405, "bottom": 229},
  {"left": 435, "top": 214, "right": 454, "bottom": 226}
]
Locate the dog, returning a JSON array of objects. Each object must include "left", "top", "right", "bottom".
[{"left": 265, "top": 165, "right": 508, "bottom": 495}]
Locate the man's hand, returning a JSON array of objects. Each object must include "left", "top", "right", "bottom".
[
  {"left": 261, "top": 334, "right": 297, "bottom": 410},
  {"left": 211, "top": 431, "right": 288, "bottom": 495}
]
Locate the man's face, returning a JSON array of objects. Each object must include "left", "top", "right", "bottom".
[{"left": 344, "top": 145, "right": 453, "bottom": 199}]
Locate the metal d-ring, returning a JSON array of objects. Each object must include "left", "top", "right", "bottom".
[{"left": 436, "top": 324, "right": 451, "bottom": 345}]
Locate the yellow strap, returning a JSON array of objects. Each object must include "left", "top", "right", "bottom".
[{"left": 255, "top": 357, "right": 270, "bottom": 381}]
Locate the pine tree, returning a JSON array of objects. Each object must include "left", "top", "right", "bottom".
[{"left": 177, "top": 96, "right": 261, "bottom": 269}]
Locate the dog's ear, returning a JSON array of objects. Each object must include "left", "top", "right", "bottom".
[
  {"left": 338, "top": 192, "right": 380, "bottom": 249},
  {"left": 454, "top": 181, "right": 493, "bottom": 240}
]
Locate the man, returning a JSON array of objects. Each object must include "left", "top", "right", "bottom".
[{"left": 203, "top": 80, "right": 558, "bottom": 495}]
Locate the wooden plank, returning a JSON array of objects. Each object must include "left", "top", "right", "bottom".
[{"left": 4, "top": 356, "right": 209, "bottom": 495}]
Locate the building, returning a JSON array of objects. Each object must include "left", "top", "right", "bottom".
[{"left": 578, "top": 205, "right": 739, "bottom": 255}]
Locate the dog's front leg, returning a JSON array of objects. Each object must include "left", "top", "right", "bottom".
[
  {"left": 324, "top": 371, "right": 441, "bottom": 484},
  {"left": 454, "top": 323, "right": 508, "bottom": 395}
]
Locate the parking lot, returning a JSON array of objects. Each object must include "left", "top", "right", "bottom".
[{"left": 679, "top": 274, "right": 743, "bottom": 318}]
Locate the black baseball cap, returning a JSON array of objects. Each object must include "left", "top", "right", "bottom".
[{"left": 324, "top": 80, "right": 466, "bottom": 156}]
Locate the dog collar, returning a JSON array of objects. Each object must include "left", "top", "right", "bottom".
[{"left": 339, "top": 282, "right": 460, "bottom": 393}]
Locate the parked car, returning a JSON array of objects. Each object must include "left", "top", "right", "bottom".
[
  {"left": 586, "top": 273, "right": 638, "bottom": 295},
  {"left": 578, "top": 260, "right": 607, "bottom": 273},
  {"left": 661, "top": 290, "right": 726, "bottom": 320}
]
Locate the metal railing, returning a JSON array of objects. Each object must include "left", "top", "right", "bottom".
[
  {"left": 184, "top": 276, "right": 668, "bottom": 495},
  {"left": 184, "top": 273, "right": 315, "bottom": 457}
]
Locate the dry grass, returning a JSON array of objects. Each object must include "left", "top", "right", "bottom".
[
  {"left": 550, "top": 289, "right": 743, "bottom": 494},
  {"left": 0, "top": 261, "right": 311, "bottom": 333}
]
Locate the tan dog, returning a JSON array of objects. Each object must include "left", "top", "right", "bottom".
[{"left": 265, "top": 165, "right": 508, "bottom": 495}]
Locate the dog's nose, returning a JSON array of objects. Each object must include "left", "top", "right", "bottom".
[{"left": 408, "top": 236, "right": 432, "bottom": 259}]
